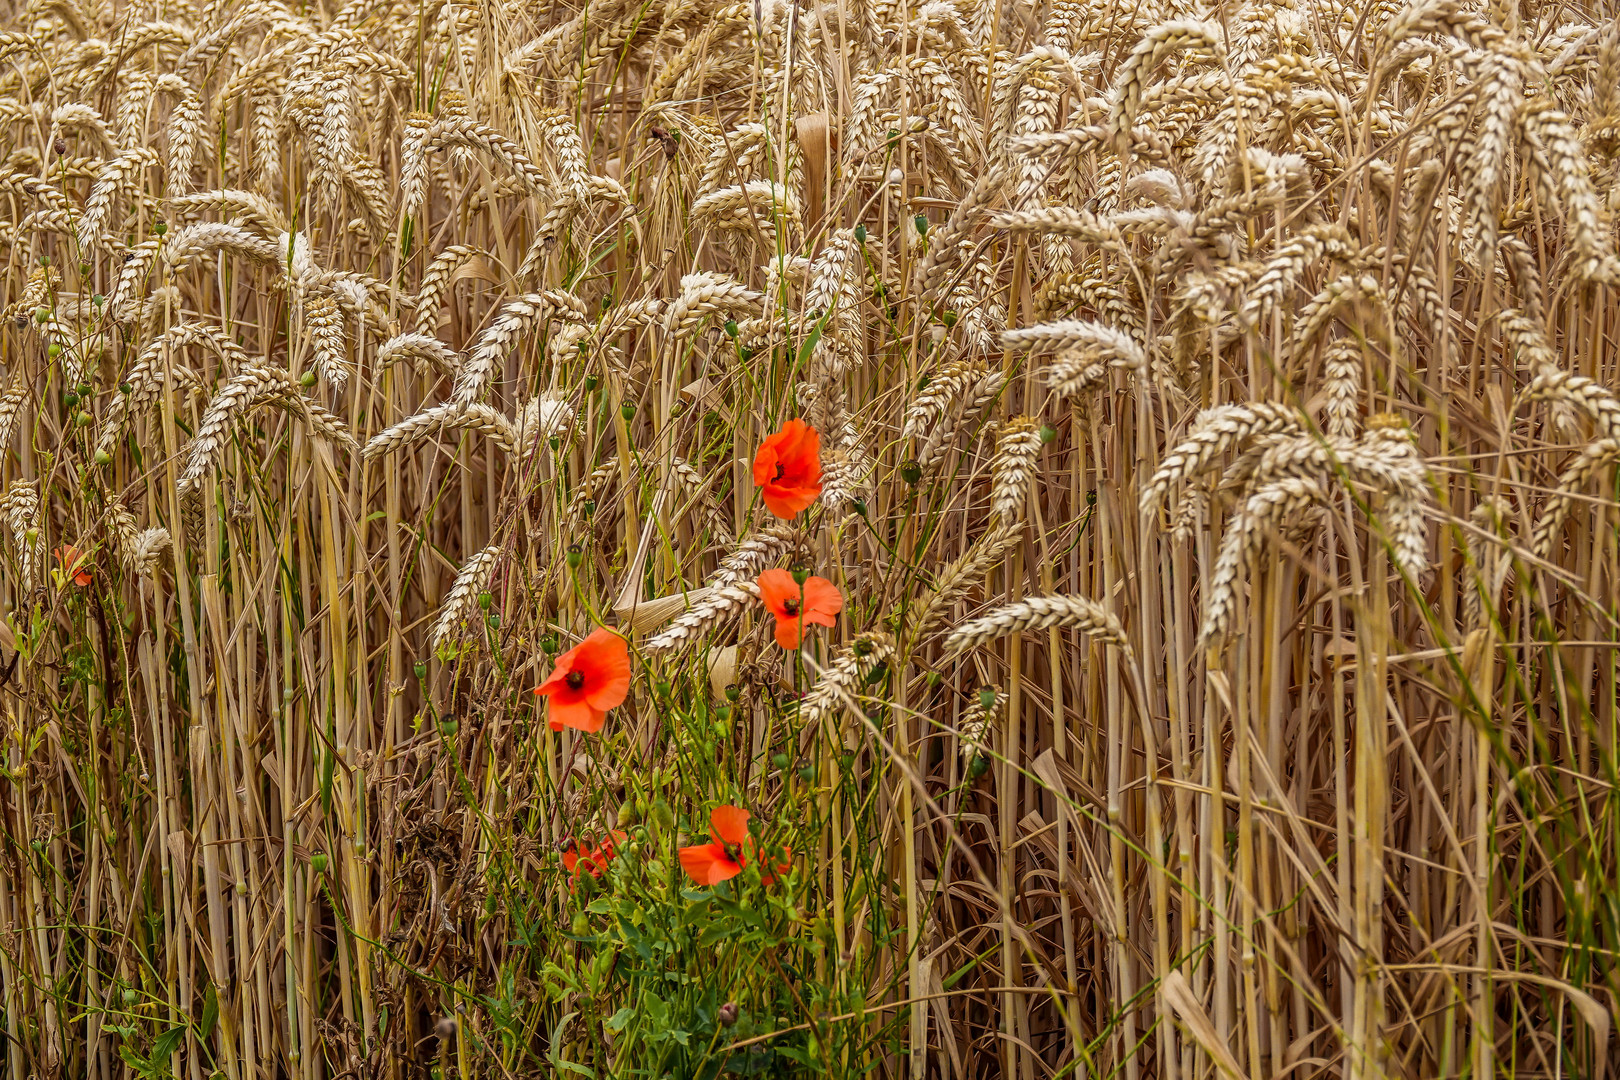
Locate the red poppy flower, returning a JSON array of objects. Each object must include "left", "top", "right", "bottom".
[
  {"left": 756, "top": 569, "right": 842, "bottom": 649},
  {"left": 533, "top": 627, "right": 631, "bottom": 733},
  {"left": 55, "top": 545, "right": 91, "bottom": 587},
  {"left": 752, "top": 419, "right": 822, "bottom": 518},
  {"left": 563, "top": 829, "right": 627, "bottom": 885},
  {"left": 679, "top": 805, "right": 752, "bottom": 885},
  {"left": 678, "top": 805, "right": 793, "bottom": 886}
]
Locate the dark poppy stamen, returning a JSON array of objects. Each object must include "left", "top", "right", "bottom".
[
  {"left": 564, "top": 671, "right": 585, "bottom": 690},
  {"left": 721, "top": 842, "right": 744, "bottom": 864},
  {"left": 781, "top": 598, "right": 800, "bottom": 616},
  {"left": 773, "top": 462, "right": 785, "bottom": 480}
]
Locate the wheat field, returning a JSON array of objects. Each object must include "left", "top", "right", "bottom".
[{"left": 0, "top": 0, "right": 1617, "bottom": 1077}]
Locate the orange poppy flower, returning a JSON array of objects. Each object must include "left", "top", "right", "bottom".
[
  {"left": 752, "top": 419, "right": 822, "bottom": 519},
  {"left": 533, "top": 627, "right": 631, "bottom": 733},
  {"left": 756, "top": 569, "right": 842, "bottom": 649},
  {"left": 563, "top": 829, "right": 627, "bottom": 886},
  {"left": 55, "top": 545, "right": 91, "bottom": 587},
  {"left": 678, "top": 805, "right": 792, "bottom": 886}
]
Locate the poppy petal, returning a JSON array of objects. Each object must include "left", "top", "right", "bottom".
[
  {"left": 576, "top": 629, "right": 632, "bottom": 710},
  {"left": 680, "top": 843, "right": 741, "bottom": 886},
  {"left": 802, "top": 577, "right": 843, "bottom": 620},
  {"left": 773, "top": 617, "right": 804, "bottom": 650},
  {"left": 710, "top": 804, "right": 751, "bottom": 846},
  {"left": 548, "top": 698, "right": 605, "bottom": 732},
  {"left": 756, "top": 569, "right": 799, "bottom": 616}
]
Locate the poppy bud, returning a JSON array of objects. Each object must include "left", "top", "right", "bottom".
[
  {"left": 725, "top": 684, "right": 740, "bottom": 702},
  {"left": 1040, "top": 424, "right": 1056, "bottom": 444},
  {"left": 655, "top": 679, "right": 671, "bottom": 698},
  {"left": 738, "top": 347, "right": 753, "bottom": 361},
  {"left": 76, "top": 411, "right": 92, "bottom": 427},
  {"left": 718, "top": 1002, "right": 739, "bottom": 1028},
  {"left": 37, "top": 255, "right": 48, "bottom": 266},
  {"left": 850, "top": 498, "right": 866, "bottom": 517},
  {"left": 790, "top": 567, "right": 809, "bottom": 585},
  {"left": 152, "top": 222, "right": 166, "bottom": 235},
  {"left": 566, "top": 544, "right": 582, "bottom": 568},
  {"left": 650, "top": 799, "right": 675, "bottom": 832},
  {"left": 980, "top": 687, "right": 998, "bottom": 711},
  {"left": 309, "top": 852, "right": 328, "bottom": 874},
  {"left": 486, "top": 612, "right": 499, "bottom": 628},
  {"left": 94, "top": 450, "right": 111, "bottom": 465},
  {"left": 64, "top": 392, "right": 78, "bottom": 408},
  {"left": 94, "top": 295, "right": 105, "bottom": 308},
  {"left": 34, "top": 307, "right": 48, "bottom": 323},
  {"left": 771, "top": 752, "right": 790, "bottom": 770},
  {"left": 942, "top": 310, "right": 957, "bottom": 327},
  {"left": 47, "top": 343, "right": 61, "bottom": 358},
  {"left": 900, "top": 460, "right": 921, "bottom": 485},
  {"left": 299, "top": 371, "right": 316, "bottom": 387},
  {"left": 886, "top": 129, "right": 900, "bottom": 147},
  {"left": 79, "top": 263, "right": 89, "bottom": 277},
  {"left": 414, "top": 661, "right": 427, "bottom": 680},
  {"left": 53, "top": 139, "right": 66, "bottom": 156},
  {"left": 549, "top": 436, "right": 560, "bottom": 451},
  {"left": 968, "top": 754, "right": 990, "bottom": 779},
  {"left": 77, "top": 383, "right": 90, "bottom": 396},
  {"left": 713, "top": 705, "right": 731, "bottom": 726},
  {"left": 853, "top": 638, "right": 872, "bottom": 657},
  {"left": 541, "top": 636, "right": 558, "bottom": 654},
  {"left": 581, "top": 499, "right": 595, "bottom": 517},
  {"left": 119, "top": 382, "right": 131, "bottom": 394},
  {"left": 440, "top": 718, "right": 458, "bottom": 736},
  {"left": 723, "top": 319, "right": 738, "bottom": 338},
  {"left": 477, "top": 591, "right": 492, "bottom": 610},
  {"left": 584, "top": 374, "right": 599, "bottom": 391},
  {"left": 620, "top": 402, "right": 636, "bottom": 421},
  {"left": 863, "top": 661, "right": 888, "bottom": 685},
  {"left": 914, "top": 214, "right": 928, "bottom": 237},
  {"left": 121, "top": 987, "right": 137, "bottom": 1006},
  {"left": 853, "top": 224, "right": 866, "bottom": 243},
  {"left": 926, "top": 670, "right": 942, "bottom": 688},
  {"left": 797, "top": 764, "right": 816, "bottom": 784}
]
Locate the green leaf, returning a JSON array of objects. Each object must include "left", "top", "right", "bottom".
[
  {"left": 200, "top": 985, "right": 218, "bottom": 1040},
  {"left": 152, "top": 1024, "right": 187, "bottom": 1064},
  {"left": 605, "top": 1007, "right": 635, "bottom": 1032}
]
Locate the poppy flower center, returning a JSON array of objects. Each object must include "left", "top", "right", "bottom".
[
  {"left": 781, "top": 598, "right": 800, "bottom": 616},
  {"left": 773, "top": 462, "right": 785, "bottom": 481},
  {"left": 564, "top": 670, "right": 585, "bottom": 690},
  {"left": 721, "top": 841, "right": 744, "bottom": 864}
]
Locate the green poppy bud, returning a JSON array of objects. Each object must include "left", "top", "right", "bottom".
[
  {"left": 121, "top": 988, "right": 137, "bottom": 1006},
  {"left": 900, "top": 460, "right": 922, "bottom": 485},
  {"left": 299, "top": 371, "right": 316, "bottom": 387},
  {"left": 620, "top": 402, "right": 635, "bottom": 421},
  {"left": 725, "top": 684, "right": 740, "bottom": 702},
  {"left": 968, "top": 754, "right": 990, "bottom": 779},
  {"left": 791, "top": 567, "right": 809, "bottom": 585},
  {"left": 119, "top": 382, "right": 132, "bottom": 394},
  {"left": 413, "top": 661, "right": 427, "bottom": 680},
  {"left": 310, "top": 852, "right": 328, "bottom": 874},
  {"left": 34, "top": 307, "right": 49, "bottom": 324},
  {"left": 566, "top": 544, "right": 582, "bottom": 569},
  {"left": 853, "top": 224, "right": 866, "bottom": 243},
  {"left": 440, "top": 718, "right": 458, "bottom": 736},
  {"left": 477, "top": 591, "right": 492, "bottom": 610},
  {"left": 914, "top": 214, "right": 928, "bottom": 236},
  {"left": 541, "top": 635, "right": 558, "bottom": 655},
  {"left": 63, "top": 392, "right": 79, "bottom": 408},
  {"left": 47, "top": 342, "right": 61, "bottom": 358},
  {"left": 853, "top": 638, "right": 873, "bottom": 657},
  {"left": 942, "top": 310, "right": 958, "bottom": 328},
  {"left": 797, "top": 765, "right": 816, "bottom": 784},
  {"left": 584, "top": 374, "right": 599, "bottom": 391},
  {"left": 926, "top": 670, "right": 942, "bottom": 688},
  {"left": 94, "top": 450, "right": 112, "bottom": 465},
  {"left": 724, "top": 319, "right": 738, "bottom": 338},
  {"left": 152, "top": 222, "right": 166, "bottom": 235},
  {"left": 76, "top": 410, "right": 92, "bottom": 427},
  {"left": 581, "top": 499, "right": 595, "bottom": 517},
  {"left": 1040, "top": 424, "right": 1056, "bottom": 445},
  {"left": 979, "top": 687, "right": 998, "bottom": 711},
  {"left": 771, "top": 752, "right": 790, "bottom": 770},
  {"left": 486, "top": 612, "right": 499, "bottom": 628}
]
